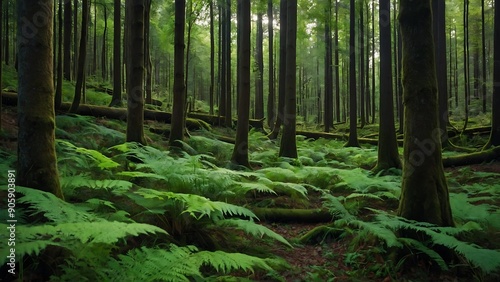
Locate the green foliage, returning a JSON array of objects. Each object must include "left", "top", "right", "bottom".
[{"left": 98, "top": 245, "right": 277, "bottom": 281}]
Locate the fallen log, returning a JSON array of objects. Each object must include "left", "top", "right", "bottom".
[
  {"left": 251, "top": 207, "right": 334, "bottom": 223},
  {"left": 298, "top": 225, "right": 344, "bottom": 244},
  {"left": 2, "top": 92, "right": 262, "bottom": 129},
  {"left": 295, "top": 130, "right": 404, "bottom": 146},
  {"left": 442, "top": 146, "right": 500, "bottom": 167}
]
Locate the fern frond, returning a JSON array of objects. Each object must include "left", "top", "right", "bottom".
[
  {"left": 321, "top": 194, "right": 355, "bottom": 221},
  {"left": 17, "top": 186, "right": 98, "bottom": 222},
  {"left": 58, "top": 140, "right": 120, "bottom": 169},
  {"left": 398, "top": 238, "right": 448, "bottom": 271},
  {"left": 348, "top": 220, "right": 403, "bottom": 248},
  {"left": 193, "top": 250, "right": 274, "bottom": 274},
  {"left": 134, "top": 188, "right": 258, "bottom": 220},
  {"left": 61, "top": 175, "right": 133, "bottom": 196},
  {"left": 215, "top": 219, "right": 292, "bottom": 247}
]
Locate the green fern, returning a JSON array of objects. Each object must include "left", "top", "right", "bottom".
[
  {"left": 99, "top": 245, "right": 278, "bottom": 281},
  {"left": 215, "top": 219, "right": 292, "bottom": 247},
  {"left": 58, "top": 140, "right": 120, "bottom": 170}
]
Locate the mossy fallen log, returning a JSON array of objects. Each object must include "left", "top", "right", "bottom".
[
  {"left": 251, "top": 207, "right": 334, "bottom": 223},
  {"left": 295, "top": 130, "right": 403, "bottom": 146},
  {"left": 297, "top": 225, "right": 344, "bottom": 244},
  {"left": 442, "top": 146, "right": 500, "bottom": 167}
]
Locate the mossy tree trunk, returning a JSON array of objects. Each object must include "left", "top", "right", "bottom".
[
  {"left": 231, "top": 0, "right": 251, "bottom": 168},
  {"left": 125, "top": 0, "right": 146, "bottom": 145},
  {"left": 398, "top": 0, "right": 453, "bottom": 227},
  {"left": 484, "top": 0, "right": 500, "bottom": 149},
  {"left": 17, "top": 0, "right": 63, "bottom": 199},
  {"left": 373, "top": 0, "right": 401, "bottom": 172},
  {"left": 279, "top": 0, "right": 297, "bottom": 158},
  {"left": 169, "top": 0, "right": 186, "bottom": 146}
]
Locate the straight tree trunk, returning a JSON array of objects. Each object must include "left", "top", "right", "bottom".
[
  {"left": 17, "top": 0, "right": 63, "bottom": 198},
  {"left": 74, "top": 0, "right": 78, "bottom": 77},
  {"left": 432, "top": 0, "right": 449, "bottom": 146},
  {"left": 269, "top": 0, "right": 287, "bottom": 139},
  {"left": 324, "top": 0, "right": 333, "bottom": 132},
  {"left": 145, "top": 0, "right": 152, "bottom": 104},
  {"left": 224, "top": 0, "right": 232, "bottom": 127},
  {"left": 373, "top": 0, "right": 401, "bottom": 172},
  {"left": 267, "top": 0, "right": 275, "bottom": 128},
  {"left": 63, "top": 0, "right": 72, "bottom": 80},
  {"left": 481, "top": 0, "right": 488, "bottom": 113},
  {"left": 110, "top": 0, "right": 122, "bottom": 107},
  {"left": 398, "top": 0, "right": 454, "bottom": 227},
  {"left": 69, "top": 0, "right": 90, "bottom": 113},
  {"left": 125, "top": 0, "right": 146, "bottom": 144},
  {"left": 371, "top": 0, "right": 376, "bottom": 124},
  {"left": 169, "top": 0, "right": 187, "bottom": 146},
  {"left": 345, "top": 0, "right": 359, "bottom": 147},
  {"left": 334, "top": 0, "right": 340, "bottom": 122},
  {"left": 255, "top": 12, "right": 264, "bottom": 120},
  {"left": 4, "top": 0, "right": 8, "bottom": 66},
  {"left": 359, "top": 2, "right": 365, "bottom": 128},
  {"left": 101, "top": 4, "right": 108, "bottom": 81},
  {"left": 55, "top": 0, "right": 63, "bottom": 110},
  {"left": 463, "top": 0, "right": 470, "bottom": 131},
  {"left": 279, "top": 0, "right": 297, "bottom": 158},
  {"left": 484, "top": 0, "right": 500, "bottom": 148},
  {"left": 218, "top": 1, "right": 226, "bottom": 121},
  {"left": 231, "top": 0, "right": 251, "bottom": 167},
  {"left": 0, "top": 0, "right": 2, "bottom": 130},
  {"left": 92, "top": 1, "right": 97, "bottom": 75},
  {"left": 209, "top": 0, "right": 215, "bottom": 115}
]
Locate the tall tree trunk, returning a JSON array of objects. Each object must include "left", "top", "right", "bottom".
[
  {"left": 255, "top": 12, "right": 264, "bottom": 120},
  {"left": 55, "top": 0, "right": 63, "bottom": 110},
  {"left": 484, "top": 0, "right": 500, "bottom": 148},
  {"left": 92, "top": 1, "right": 97, "bottom": 75},
  {"left": 209, "top": 0, "right": 215, "bottom": 115},
  {"left": 324, "top": 0, "right": 333, "bottom": 132},
  {"left": 398, "top": 0, "right": 454, "bottom": 227},
  {"left": 224, "top": 0, "right": 232, "bottom": 127},
  {"left": 0, "top": 0, "right": 2, "bottom": 130},
  {"left": 169, "top": 0, "right": 187, "bottom": 146},
  {"left": 481, "top": 0, "right": 488, "bottom": 113},
  {"left": 279, "top": 0, "right": 297, "bottom": 158},
  {"left": 463, "top": 0, "right": 470, "bottom": 131},
  {"left": 432, "top": 0, "right": 449, "bottom": 146},
  {"left": 125, "top": 0, "right": 146, "bottom": 144},
  {"left": 185, "top": 0, "right": 194, "bottom": 109},
  {"left": 231, "top": 0, "right": 251, "bottom": 167},
  {"left": 110, "top": 0, "right": 122, "bottom": 107},
  {"left": 219, "top": 4, "right": 226, "bottom": 116},
  {"left": 101, "top": 4, "right": 108, "bottom": 81},
  {"left": 371, "top": 0, "right": 376, "bottom": 124},
  {"left": 359, "top": 1, "right": 365, "bottom": 128},
  {"left": 69, "top": 0, "right": 90, "bottom": 113},
  {"left": 145, "top": 0, "right": 152, "bottom": 104},
  {"left": 63, "top": 0, "right": 72, "bottom": 80},
  {"left": 346, "top": 0, "right": 359, "bottom": 147},
  {"left": 73, "top": 0, "right": 79, "bottom": 80},
  {"left": 269, "top": 0, "right": 287, "bottom": 139},
  {"left": 267, "top": 0, "right": 275, "bottom": 128},
  {"left": 373, "top": 0, "right": 401, "bottom": 172},
  {"left": 17, "top": 0, "right": 63, "bottom": 198},
  {"left": 334, "top": 0, "right": 340, "bottom": 122}
]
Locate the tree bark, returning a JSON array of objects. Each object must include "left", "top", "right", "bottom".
[
  {"left": 268, "top": 0, "right": 287, "bottom": 140},
  {"left": 398, "top": 0, "right": 454, "bottom": 227},
  {"left": 55, "top": 0, "right": 63, "bottom": 110},
  {"left": 69, "top": 0, "right": 90, "bottom": 113},
  {"left": 17, "top": 0, "right": 63, "bottom": 198},
  {"left": 254, "top": 12, "right": 264, "bottom": 120},
  {"left": 279, "top": 0, "right": 297, "bottom": 158},
  {"left": 345, "top": 0, "right": 359, "bottom": 147},
  {"left": 484, "top": 0, "right": 500, "bottom": 148},
  {"left": 110, "top": 0, "right": 122, "bottom": 107},
  {"left": 324, "top": 0, "right": 333, "bottom": 133},
  {"left": 373, "top": 0, "right": 401, "bottom": 173},
  {"left": 209, "top": 0, "right": 215, "bottom": 115},
  {"left": 267, "top": 0, "right": 275, "bottom": 128},
  {"left": 169, "top": 0, "right": 187, "bottom": 146},
  {"left": 63, "top": 0, "right": 72, "bottom": 80},
  {"left": 125, "top": 0, "right": 146, "bottom": 145},
  {"left": 231, "top": 0, "right": 251, "bottom": 167}
]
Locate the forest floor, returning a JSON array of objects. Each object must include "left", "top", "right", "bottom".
[{"left": 1, "top": 104, "right": 500, "bottom": 281}]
